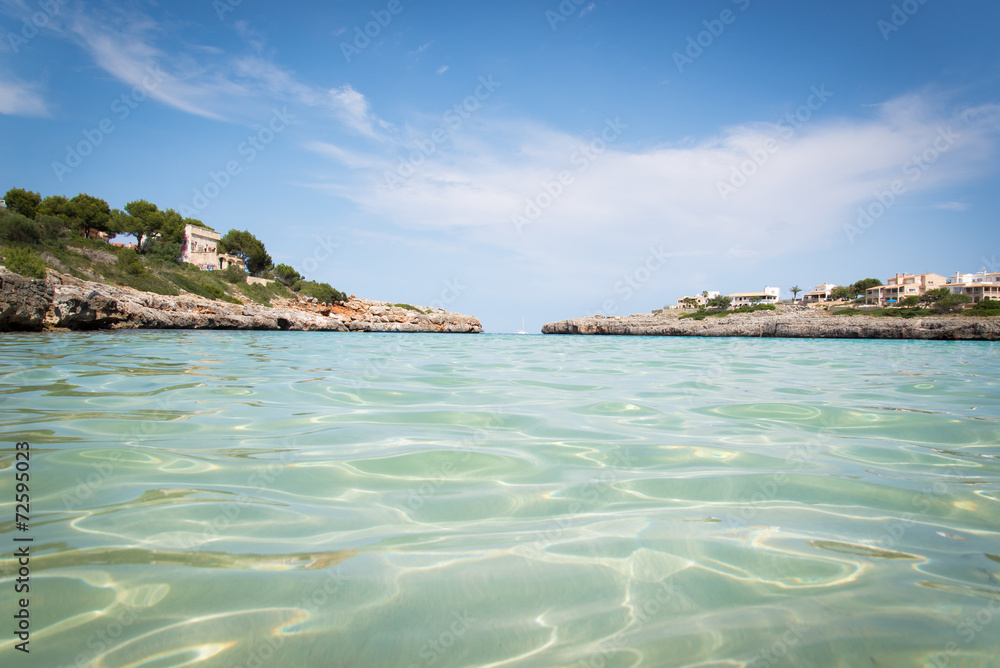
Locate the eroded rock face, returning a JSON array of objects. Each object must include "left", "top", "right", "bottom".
[
  {"left": 542, "top": 307, "right": 1000, "bottom": 341},
  {"left": 0, "top": 269, "right": 53, "bottom": 331},
  {"left": 0, "top": 267, "right": 483, "bottom": 333}
]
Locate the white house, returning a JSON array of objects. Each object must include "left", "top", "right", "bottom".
[
  {"left": 802, "top": 283, "right": 837, "bottom": 303},
  {"left": 729, "top": 286, "right": 780, "bottom": 306},
  {"left": 945, "top": 270, "right": 1000, "bottom": 303}
]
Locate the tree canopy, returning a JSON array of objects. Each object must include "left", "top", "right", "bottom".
[
  {"left": 69, "top": 193, "right": 111, "bottom": 237},
  {"left": 707, "top": 295, "right": 732, "bottom": 309},
  {"left": 218, "top": 229, "right": 273, "bottom": 276},
  {"left": 273, "top": 263, "right": 303, "bottom": 286},
  {"left": 849, "top": 278, "right": 883, "bottom": 295},
  {"left": 112, "top": 199, "right": 163, "bottom": 251},
  {"left": 829, "top": 286, "right": 853, "bottom": 301},
  {"left": 4, "top": 188, "right": 42, "bottom": 219}
]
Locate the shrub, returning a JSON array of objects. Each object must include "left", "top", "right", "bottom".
[
  {"left": 116, "top": 248, "right": 146, "bottom": 275},
  {"left": 1, "top": 246, "right": 47, "bottom": 279},
  {"left": 295, "top": 280, "right": 346, "bottom": 304},
  {"left": 239, "top": 281, "right": 272, "bottom": 306},
  {"left": 933, "top": 294, "right": 971, "bottom": 314},
  {"left": 221, "top": 264, "right": 247, "bottom": 284},
  {"left": 972, "top": 298, "right": 1000, "bottom": 312},
  {"left": 144, "top": 239, "right": 182, "bottom": 264},
  {"left": 0, "top": 212, "right": 42, "bottom": 245},
  {"left": 897, "top": 296, "right": 920, "bottom": 307},
  {"left": 36, "top": 214, "right": 73, "bottom": 242}
]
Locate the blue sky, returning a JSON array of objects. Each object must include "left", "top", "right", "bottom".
[{"left": 2, "top": 0, "right": 999, "bottom": 332}]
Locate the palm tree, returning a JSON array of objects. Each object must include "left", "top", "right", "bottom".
[{"left": 790, "top": 286, "right": 802, "bottom": 303}]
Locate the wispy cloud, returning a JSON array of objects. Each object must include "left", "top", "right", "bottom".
[
  {"left": 0, "top": 71, "right": 48, "bottom": 116},
  {"left": 327, "top": 84, "right": 394, "bottom": 139},
  {"left": 305, "top": 95, "right": 1000, "bottom": 270},
  {"left": 436, "top": 65, "right": 449, "bottom": 75},
  {"left": 933, "top": 201, "right": 970, "bottom": 211},
  {"left": 409, "top": 41, "right": 433, "bottom": 56},
  {"left": 66, "top": 6, "right": 232, "bottom": 120}
]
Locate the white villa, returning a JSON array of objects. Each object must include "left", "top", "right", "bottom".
[
  {"left": 802, "top": 283, "right": 837, "bottom": 303},
  {"left": 865, "top": 273, "right": 947, "bottom": 305},
  {"left": 674, "top": 291, "right": 720, "bottom": 308},
  {"left": 729, "top": 286, "right": 780, "bottom": 306},
  {"left": 180, "top": 224, "right": 244, "bottom": 271},
  {"left": 944, "top": 270, "right": 1000, "bottom": 303}
]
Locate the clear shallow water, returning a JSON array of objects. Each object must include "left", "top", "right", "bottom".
[{"left": 0, "top": 332, "right": 998, "bottom": 668}]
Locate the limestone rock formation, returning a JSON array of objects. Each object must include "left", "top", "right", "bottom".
[{"left": 0, "top": 267, "right": 483, "bottom": 334}]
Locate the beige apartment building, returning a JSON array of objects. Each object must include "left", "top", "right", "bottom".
[{"left": 865, "top": 273, "right": 947, "bottom": 304}]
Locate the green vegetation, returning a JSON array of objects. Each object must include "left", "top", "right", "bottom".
[
  {"left": 680, "top": 303, "right": 776, "bottom": 320},
  {"left": 973, "top": 298, "right": 1000, "bottom": 313},
  {"left": 295, "top": 280, "right": 347, "bottom": 305},
  {"left": 1, "top": 246, "right": 47, "bottom": 279},
  {"left": 218, "top": 230, "right": 272, "bottom": 276},
  {"left": 829, "top": 285, "right": 853, "bottom": 301},
  {"left": 789, "top": 285, "right": 802, "bottom": 301},
  {"left": 2, "top": 187, "right": 346, "bottom": 308},
  {"left": 706, "top": 295, "right": 732, "bottom": 309},
  {"left": 393, "top": 303, "right": 429, "bottom": 314}
]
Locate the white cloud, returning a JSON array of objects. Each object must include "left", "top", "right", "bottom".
[
  {"left": 934, "top": 201, "right": 970, "bottom": 211},
  {"left": 436, "top": 65, "right": 449, "bottom": 75},
  {"left": 0, "top": 72, "right": 48, "bottom": 116},
  {"left": 327, "top": 84, "right": 393, "bottom": 139},
  {"left": 306, "top": 95, "right": 1000, "bottom": 272}
]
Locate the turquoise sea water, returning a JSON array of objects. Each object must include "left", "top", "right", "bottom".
[{"left": 0, "top": 332, "right": 998, "bottom": 668}]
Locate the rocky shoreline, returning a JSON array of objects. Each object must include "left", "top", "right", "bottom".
[
  {"left": 0, "top": 268, "right": 482, "bottom": 333},
  {"left": 542, "top": 305, "right": 1000, "bottom": 341}
]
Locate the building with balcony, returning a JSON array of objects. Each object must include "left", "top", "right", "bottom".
[
  {"left": 729, "top": 286, "right": 781, "bottom": 306},
  {"left": 180, "top": 224, "right": 244, "bottom": 271},
  {"left": 865, "top": 273, "right": 947, "bottom": 304},
  {"left": 802, "top": 283, "right": 837, "bottom": 303},
  {"left": 944, "top": 270, "right": 1000, "bottom": 303}
]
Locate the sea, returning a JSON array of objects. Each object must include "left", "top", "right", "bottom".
[{"left": 1, "top": 331, "right": 998, "bottom": 668}]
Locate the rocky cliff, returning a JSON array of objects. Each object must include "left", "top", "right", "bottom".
[
  {"left": 542, "top": 306, "right": 1000, "bottom": 341},
  {"left": 0, "top": 268, "right": 482, "bottom": 333}
]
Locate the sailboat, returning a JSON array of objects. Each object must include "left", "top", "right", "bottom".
[{"left": 515, "top": 318, "right": 529, "bottom": 335}]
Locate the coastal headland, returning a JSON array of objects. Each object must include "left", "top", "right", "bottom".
[
  {"left": 0, "top": 268, "right": 482, "bottom": 333},
  {"left": 542, "top": 305, "right": 1000, "bottom": 341}
]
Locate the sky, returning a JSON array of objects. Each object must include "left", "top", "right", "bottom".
[{"left": 1, "top": 0, "right": 999, "bottom": 332}]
